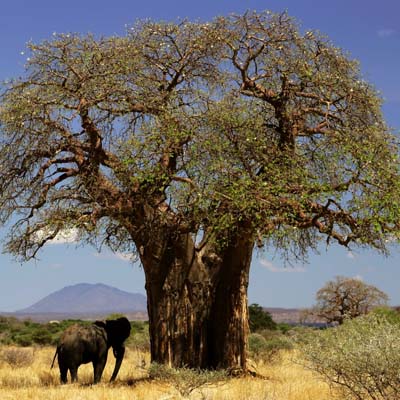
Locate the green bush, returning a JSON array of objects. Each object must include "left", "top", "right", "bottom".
[
  {"left": 31, "top": 328, "right": 53, "bottom": 345},
  {"left": 128, "top": 331, "right": 150, "bottom": 351},
  {"left": 0, "top": 316, "right": 93, "bottom": 347},
  {"left": 249, "top": 333, "right": 268, "bottom": 355},
  {"left": 277, "top": 323, "right": 292, "bottom": 333},
  {"left": 11, "top": 333, "right": 33, "bottom": 347},
  {"left": 125, "top": 320, "right": 149, "bottom": 350},
  {"left": 249, "top": 330, "right": 293, "bottom": 362},
  {"left": 371, "top": 306, "right": 400, "bottom": 325},
  {"left": 295, "top": 313, "right": 400, "bottom": 400},
  {"left": 249, "top": 304, "right": 277, "bottom": 332}
]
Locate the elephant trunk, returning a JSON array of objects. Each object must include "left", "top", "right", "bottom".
[{"left": 110, "top": 345, "right": 125, "bottom": 382}]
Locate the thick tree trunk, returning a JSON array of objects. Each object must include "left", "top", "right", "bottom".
[
  {"left": 140, "top": 229, "right": 253, "bottom": 371},
  {"left": 208, "top": 236, "right": 253, "bottom": 370}
]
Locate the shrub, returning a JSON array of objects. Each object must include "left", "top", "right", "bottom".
[
  {"left": 0, "top": 317, "right": 92, "bottom": 347},
  {"left": 277, "top": 323, "right": 292, "bottom": 334},
  {"left": 125, "top": 320, "right": 150, "bottom": 350},
  {"left": 295, "top": 313, "right": 400, "bottom": 400},
  {"left": 128, "top": 330, "right": 150, "bottom": 351},
  {"left": 0, "top": 316, "right": 13, "bottom": 333},
  {"left": 31, "top": 328, "right": 53, "bottom": 345},
  {"left": 249, "top": 330, "right": 293, "bottom": 362},
  {"left": 149, "top": 363, "right": 228, "bottom": 397},
  {"left": 12, "top": 334, "right": 34, "bottom": 347},
  {"left": 1, "top": 347, "right": 34, "bottom": 367},
  {"left": 249, "top": 333, "right": 268, "bottom": 355},
  {"left": 371, "top": 306, "right": 400, "bottom": 325}
]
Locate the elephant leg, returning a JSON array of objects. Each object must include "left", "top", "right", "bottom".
[
  {"left": 58, "top": 356, "right": 68, "bottom": 384},
  {"left": 70, "top": 366, "right": 78, "bottom": 383},
  {"left": 93, "top": 358, "right": 107, "bottom": 384},
  {"left": 59, "top": 365, "right": 68, "bottom": 384}
]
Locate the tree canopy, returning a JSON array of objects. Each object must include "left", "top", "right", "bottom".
[{"left": 1, "top": 11, "right": 399, "bottom": 262}]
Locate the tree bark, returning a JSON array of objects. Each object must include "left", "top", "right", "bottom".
[
  {"left": 208, "top": 236, "right": 253, "bottom": 370},
  {"left": 139, "top": 229, "right": 253, "bottom": 370}
]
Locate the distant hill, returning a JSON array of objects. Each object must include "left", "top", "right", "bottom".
[
  {"left": 15, "top": 283, "right": 147, "bottom": 318},
  {"left": 5, "top": 282, "right": 312, "bottom": 324},
  {"left": 264, "top": 307, "right": 308, "bottom": 324}
]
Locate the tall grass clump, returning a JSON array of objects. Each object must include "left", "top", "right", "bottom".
[{"left": 295, "top": 312, "right": 400, "bottom": 400}]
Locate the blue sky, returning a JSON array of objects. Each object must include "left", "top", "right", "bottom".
[{"left": 1, "top": 0, "right": 400, "bottom": 311}]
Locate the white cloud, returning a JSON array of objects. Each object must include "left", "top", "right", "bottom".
[
  {"left": 48, "top": 229, "right": 79, "bottom": 245},
  {"left": 34, "top": 228, "right": 79, "bottom": 245},
  {"left": 259, "top": 259, "right": 306, "bottom": 273},
  {"left": 347, "top": 251, "right": 355, "bottom": 259},
  {"left": 353, "top": 274, "right": 363, "bottom": 281},
  {"left": 377, "top": 28, "right": 396, "bottom": 38}
]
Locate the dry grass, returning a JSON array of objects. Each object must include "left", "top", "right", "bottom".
[{"left": 0, "top": 346, "right": 340, "bottom": 399}]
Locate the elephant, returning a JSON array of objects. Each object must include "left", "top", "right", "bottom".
[{"left": 51, "top": 317, "right": 131, "bottom": 384}]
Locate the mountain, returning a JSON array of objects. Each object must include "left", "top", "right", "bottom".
[
  {"left": 9, "top": 283, "right": 310, "bottom": 324},
  {"left": 16, "top": 283, "right": 147, "bottom": 316}
]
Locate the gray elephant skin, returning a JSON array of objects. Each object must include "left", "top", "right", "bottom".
[{"left": 51, "top": 317, "right": 131, "bottom": 383}]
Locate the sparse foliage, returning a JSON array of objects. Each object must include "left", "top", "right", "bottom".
[
  {"left": 311, "top": 276, "right": 388, "bottom": 325},
  {"left": 1, "top": 10, "right": 400, "bottom": 369}
]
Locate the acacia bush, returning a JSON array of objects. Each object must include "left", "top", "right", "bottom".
[{"left": 295, "top": 313, "right": 400, "bottom": 400}]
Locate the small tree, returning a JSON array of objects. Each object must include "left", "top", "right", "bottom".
[
  {"left": 312, "top": 276, "right": 388, "bottom": 325},
  {"left": 248, "top": 304, "right": 277, "bottom": 332}
]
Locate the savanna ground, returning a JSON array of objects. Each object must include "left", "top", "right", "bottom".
[{"left": 0, "top": 346, "right": 340, "bottom": 400}]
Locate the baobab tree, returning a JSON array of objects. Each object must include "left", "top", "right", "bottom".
[
  {"left": 1, "top": 11, "right": 400, "bottom": 371},
  {"left": 311, "top": 276, "right": 389, "bottom": 325}
]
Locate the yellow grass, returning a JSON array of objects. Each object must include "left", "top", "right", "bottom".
[{"left": 0, "top": 346, "right": 341, "bottom": 400}]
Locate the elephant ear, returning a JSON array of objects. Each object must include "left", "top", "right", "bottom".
[
  {"left": 105, "top": 317, "right": 131, "bottom": 346},
  {"left": 94, "top": 320, "right": 107, "bottom": 329}
]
